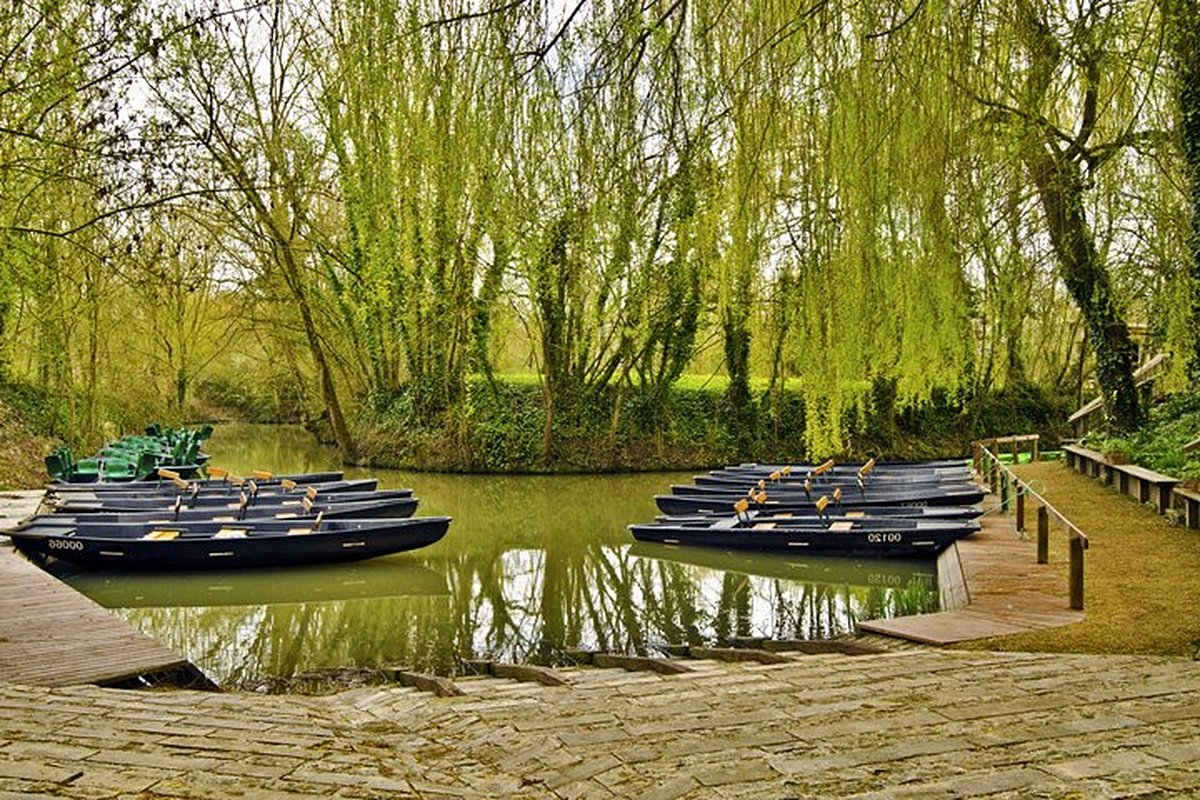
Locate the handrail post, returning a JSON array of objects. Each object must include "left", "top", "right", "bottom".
[
  {"left": 990, "top": 458, "right": 999, "bottom": 496},
  {"left": 1069, "top": 533, "right": 1087, "bottom": 610},
  {"left": 1032, "top": 435, "right": 1040, "bottom": 462},
  {"left": 1000, "top": 471, "right": 1009, "bottom": 510},
  {"left": 1037, "top": 505, "right": 1049, "bottom": 564},
  {"left": 1016, "top": 488, "right": 1025, "bottom": 531}
]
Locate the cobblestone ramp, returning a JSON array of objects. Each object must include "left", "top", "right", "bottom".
[{"left": 2, "top": 649, "right": 1199, "bottom": 797}]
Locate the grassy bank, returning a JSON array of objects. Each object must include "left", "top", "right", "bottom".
[
  {"left": 350, "top": 376, "right": 1069, "bottom": 472},
  {"left": 958, "top": 461, "right": 1200, "bottom": 657}
]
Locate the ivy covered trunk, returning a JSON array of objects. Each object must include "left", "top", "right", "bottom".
[
  {"left": 1169, "top": 1, "right": 1200, "bottom": 381},
  {"left": 1022, "top": 139, "right": 1141, "bottom": 432}
]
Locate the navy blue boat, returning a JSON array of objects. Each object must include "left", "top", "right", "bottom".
[
  {"left": 630, "top": 516, "right": 978, "bottom": 556},
  {"left": 8, "top": 516, "right": 451, "bottom": 571}
]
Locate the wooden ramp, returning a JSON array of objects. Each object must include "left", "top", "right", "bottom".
[
  {"left": 858, "top": 499, "right": 1083, "bottom": 644},
  {"left": 0, "top": 492, "right": 201, "bottom": 687}
]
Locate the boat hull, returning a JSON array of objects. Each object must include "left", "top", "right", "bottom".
[
  {"left": 629, "top": 520, "right": 975, "bottom": 556},
  {"left": 9, "top": 517, "right": 451, "bottom": 571},
  {"left": 51, "top": 487, "right": 405, "bottom": 514},
  {"left": 655, "top": 487, "right": 984, "bottom": 515},
  {"left": 46, "top": 470, "right": 345, "bottom": 492},
  {"left": 17, "top": 496, "right": 420, "bottom": 529}
]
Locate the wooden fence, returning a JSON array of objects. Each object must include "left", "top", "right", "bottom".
[{"left": 973, "top": 441, "right": 1089, "bottom": 610}]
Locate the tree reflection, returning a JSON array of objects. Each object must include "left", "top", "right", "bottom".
[{"left": 95, "top": 457, "right": 940, "bottom": 688}]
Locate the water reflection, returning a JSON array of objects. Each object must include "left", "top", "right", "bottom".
[{"left": 61, "top": 424, "right": 939, "bottom": 688}]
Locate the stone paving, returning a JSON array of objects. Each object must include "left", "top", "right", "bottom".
[{"left": 2, "top": 649, "right": 1200, "bottom": 798}]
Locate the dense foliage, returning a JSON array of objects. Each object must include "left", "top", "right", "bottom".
[
  {"left": 346, "top": 374, "right": 1070, "bottom": 472},
  {"left": 1, "top": 0, "right": 1197, "bottom": 466},
  {"left": 1084, "top": 391, "right": 1200, "bottom": 481}
]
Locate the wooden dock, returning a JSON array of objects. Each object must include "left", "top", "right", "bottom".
[
  {"left": 858, "top": 497, "right": 1083, "bottom": 644},
  {"left": 0, "top": 491, "right": 202, "bottom": 688}
]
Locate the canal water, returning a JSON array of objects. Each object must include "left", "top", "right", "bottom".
[{"left": 54, "top": 424, "right": 939, "bottom": 689}]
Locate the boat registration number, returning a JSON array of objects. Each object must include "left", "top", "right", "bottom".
[
  {"left": 866, "top": 532, "right": 903, "bottom": 544},
  {"left": 47, "top": 538, "right": 85, "bottom": 551}
]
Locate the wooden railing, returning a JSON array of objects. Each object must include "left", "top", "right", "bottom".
[
  {"left": 975, "top": 443, "right": 1089, "bottom": 610},
  {"left": 973, "top": 433, "right": 1041, "bottom": 468}
]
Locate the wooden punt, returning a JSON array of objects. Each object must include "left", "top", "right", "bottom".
[
  {"left": 17, "top": 495, "right": 419, "bottom": 529},
  {"left": 50, "top": 477, "right": 378, "bottom": 502},
  {"left": 664, "top": 482, "right": 985, "bottom": 507},
  {"left": 629, "top": 517, "right": 978, "bottom": 557},
  {"left": 46, "top": 470, "right": 344, "bottom": 493},
  {"left": 655, "top": 504, "right": 983, "bottom": 525},
  {"left": 50, "top": 486, "right": 405, "bottom": 514},
  {"left": 9, "top": 516, "right": 451, "bottom": 571}
]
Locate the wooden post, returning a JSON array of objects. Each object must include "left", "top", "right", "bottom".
[
  {"left": 1016, "top": 489, "right": 1025, "bottom": 531},
  {"left": 990, "top": 460, "right": 999, "bottom": 496},
  {"left": 1032, "top": 436, "right": 1040, "bottom": 462},
  {"left": 1069, "top": 533, "right": 1086, "bottom": 610},
  {"left": 1037, "top": 506, "right": 1049, "bottom": 564},
  {"left": 1000, "top": 471, "right": 1009, "bottom": 510}
]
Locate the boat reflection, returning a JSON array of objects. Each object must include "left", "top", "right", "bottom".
[
  {"left": 49, "top": 556, "right": 448, "bottom": 608},
  {"left": 628, "top": 541, "right": 936, "bottom": 590}
]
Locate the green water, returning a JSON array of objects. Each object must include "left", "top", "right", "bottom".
[{"left": 55, "top": 424, "right": 939, "bottom": 689}]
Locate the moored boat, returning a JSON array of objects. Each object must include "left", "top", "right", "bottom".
[
  {"left": 8, "top": 516, "right": 451, "bottom": 570},
  {"left": 46, "top": 469, "right": 345, "bottom": 494},
  {"left": 50, "top": 485, "right": 399, "bottom": 514},
  {"left": 655, "top": 503, "right": 983, "bottom": 525},
  {"left": 659, "top": 482, "right": 985, "bottom": 512},
  {"left": 692, "top": 471, "right": 969, "bottom": 490},
  {"left": 721, "top": 458, "right": 970, "bottom": 476},
  {"left": 629, "top": 516, "right": 978, "bottom": 557},
  {"left": 17, "top": 494, "right": 420, "bottom": 528},
  {"left": 50, "top": 477, "right": 379, "bottom": 502}
]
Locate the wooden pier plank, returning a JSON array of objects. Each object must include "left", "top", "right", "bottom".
[
  {"left": 858, "top": 501, "right": 1084, "bottom": 645},
  {"left": 0, "top": 495, "right": 194, "bottom": 688}
]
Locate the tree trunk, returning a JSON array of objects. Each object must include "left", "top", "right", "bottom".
[
  {"left": 277, "top": 256, "right": 356, "bottom": 462},
  {"left": 1167, "top": 0, "right": 1200, "bottom": 381},
  {"left": 1022, "top": 137, "right": 1141, "bottom": 432}
]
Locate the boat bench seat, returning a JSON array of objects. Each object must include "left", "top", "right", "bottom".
[{"left": 143, "top": 530, "right": 181, "bottom": 541}]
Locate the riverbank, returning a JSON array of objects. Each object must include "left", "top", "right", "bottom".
[
  {"left": 956, "top": 460, "right": 1200, "bottom": 657},
  {"left": 346, "top": 377, "right": 1069, "bottom": 473}
]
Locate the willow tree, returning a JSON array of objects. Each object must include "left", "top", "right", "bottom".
[
  {"left": 953, "top": 0, "right": 1162, "bottom": 432},
  {"left": 510, "top": 0, "right": 713, "bottom": 461},
  {"left": 708, "top": 1, "right": 792, "bottom": 442},
  {"left": 317, "top": 0, "right": 519, "bottom": 421},
  {"left": 116, "top": 214, "right": 242, "bottom": 415},
  {"left": 762, "top": 3, "right": 973, "bottom": 456},
  {"left": 146, "top": 0, "right": 356, "bottom": 459}
]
